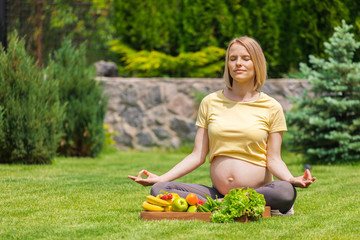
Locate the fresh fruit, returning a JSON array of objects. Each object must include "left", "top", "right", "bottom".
[
  {"left": 186, "top": 193, "right": 199, "bottom": 206},
  {"left": 170, "top": 193, "right": 180, "bottom": 199},
  {"left": 157, "top": 190, "right": 174, "bottom": 201},
  {"left": 187, "top": 205, "right": 198, "bottom": 212},
  {"left": 164, "top": 206, "right": 172, "bottom": 212},
  {"left": 142, "top": 201, "right": 164, "bottom": 212},
  {"left": 146, "top": 195, "right": 171, "bottom": 207},
  {"left": 166, "top": 198, "right": 174, "bottom": 205},
  {"left": 198, "top": 200, "right": 205, "bottom": 205},
  {"left": 171, "top": 197, "right": 188, "bottom": 212}
]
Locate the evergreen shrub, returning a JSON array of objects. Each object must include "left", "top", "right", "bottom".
[
  {"left": 47, "top": 39, "right": 108, "bottom": 157},
  {"left": 0, "top": 35, "right": 64, "bottom": 164},
  {"left": 286, "top": 21, "right": 360, "bottom": 164},
  {"left": 112, "top": 0, "right": 359, "bottom": 77},
  {"left": 0, "top": 107, "right": 4, "bottom": 141},
  {"left": 108, "top": 40, "right": 225, "bottom": 77}
]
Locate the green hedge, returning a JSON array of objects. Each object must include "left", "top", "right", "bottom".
[
  {"left": 108, "top": 40, "right": 225, "bottom": 77},
  {"left": 47, "top": 39, "right": 108, "bottom": 157},
  {"left": 0, "top": 107, "right": 4, "bottom": 145},
  {"left": 0, "top": 34, "right": 109, "bottom": 164},
  {"left": 112, "top": 0, "right": 360, "bottom": 77},
  {"left": 0, "top": 35, "right": 64, "bottom": 164}
]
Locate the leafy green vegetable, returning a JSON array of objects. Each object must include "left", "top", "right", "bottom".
[
  {"left": 210, "top": 188, "right": 266, "bottom": 223},
  {"left": 198, "top": 194, "right": 222, "bottom": 212}
]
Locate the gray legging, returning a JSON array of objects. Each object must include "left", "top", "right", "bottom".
[{"left": 151, "top": 181, "right": 297, "bottom": 214}]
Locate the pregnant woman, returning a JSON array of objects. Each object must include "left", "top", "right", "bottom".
[{"left": 128, "top": 36, "right": 316, "bottom": 215}]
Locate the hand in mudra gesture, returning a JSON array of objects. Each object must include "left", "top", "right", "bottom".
[
  {"left": 127, "top": 170, "right": 160, "bottom": 187},
  {"left": 290, "top": 169, "right": 316, "bottom": 188}
]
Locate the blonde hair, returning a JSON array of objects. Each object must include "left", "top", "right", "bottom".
[{"left": 224, "top": 36, "right": 267, "bottom": 90}]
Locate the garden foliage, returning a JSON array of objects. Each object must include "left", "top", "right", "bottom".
[
  {"left": 0, "top": 107, "right": 4, "bottom": 142},
  {"left": 286, "top": 21, "right": 360, "bottom": 164},
  {"left": 112, "top": 0, "right": 359, "bottom": 77},
  {"left": 8, "top": 0, "right": 116, "bottom": 65},
  {"left": 47, "top": 39, "right": 108, "bottom": 157},
  {"left": 0, "top": 35, "right": 64, "bottom": 164},
  {"left": 108, "top": 40, "right": 225, "bottom": 77}
]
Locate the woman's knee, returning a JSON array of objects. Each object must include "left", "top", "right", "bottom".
[
  {"left": 257, "top": 181, "right": 297, "bottom": 212},
  {"left": 150, "top": 182, "right": 169, "bottom": 196},
  {"left": 275, "top": 181, "right": 297, "bottom": 204}
]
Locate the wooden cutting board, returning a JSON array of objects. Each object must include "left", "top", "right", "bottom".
[{"left": 140, "top": 206, "right": 271, "bottom": 222}]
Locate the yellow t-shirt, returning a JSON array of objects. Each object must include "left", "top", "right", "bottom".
[{"left": 196, "top": 90, "right": 287, "bottom": 167}]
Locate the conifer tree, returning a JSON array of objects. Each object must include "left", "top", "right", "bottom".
[
  {"left": 0, "top": 34, "right": 64, "bottom": 164},
  {"left": 47, "top": 39, "right": 108, "bottom": 157},
  {"left": 287, "top": 20, "right": 360, "bottom": 164},
  {"left": 0, "top": 107, "right": 4, "bottom": 141}
]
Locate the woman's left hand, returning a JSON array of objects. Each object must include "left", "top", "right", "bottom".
[{"left": 290, "top": 169, "right": 316, "bottom": 188}]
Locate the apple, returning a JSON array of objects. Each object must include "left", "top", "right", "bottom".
[
  {"left": 187, "top": 205, "right": 197, "bottom": 212},
  {"left": 171, "top": 197, "right": 188, "bottom": 212}
]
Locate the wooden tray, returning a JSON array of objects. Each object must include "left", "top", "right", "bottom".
[{"left": 140, "top": 206, "right": 271, "bottom": 222}]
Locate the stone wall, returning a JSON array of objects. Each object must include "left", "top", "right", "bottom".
[{"left": 99, "top": 77, "right": 310, "bottom": 150}]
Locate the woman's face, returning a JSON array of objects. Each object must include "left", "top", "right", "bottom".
[{"left": 228, "top": 43, "right": 255, "bottom": 85}]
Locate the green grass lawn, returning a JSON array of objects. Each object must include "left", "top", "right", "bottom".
[{"left": 1, "top": 147, "right": 359, "bottom": 240}]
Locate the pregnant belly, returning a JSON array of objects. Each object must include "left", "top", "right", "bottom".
[{"left": 210, "top": 155, "right": 273, "bottom": 195}]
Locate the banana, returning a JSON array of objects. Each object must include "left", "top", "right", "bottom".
[
  {"left": 164, "top": 206, "right": 173, "bottom": 212},
  {"left": 142, "top": 201, "right": 164, "bottom": 212},
  {"left": 146, "top": 195, "right": 171, "bottom": 207}
]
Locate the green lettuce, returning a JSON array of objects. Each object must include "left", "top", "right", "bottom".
[{"left": 210, "top": 188, "right": 266, "bottom": 223}]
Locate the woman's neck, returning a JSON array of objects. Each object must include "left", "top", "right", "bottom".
[{"left": 225, "top": 81, "right": 259, "bottom": 102}]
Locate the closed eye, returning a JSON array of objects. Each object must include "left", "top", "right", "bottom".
[{"left": 229, "top": 55, "right": 251, "bottom": 61}]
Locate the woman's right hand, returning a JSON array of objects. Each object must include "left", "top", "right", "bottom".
[{"left": 127, "top": 169, "right": 160, "bottom": 187}]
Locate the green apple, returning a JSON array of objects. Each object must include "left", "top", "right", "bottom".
[
  {"left": 171, "top": 197, "right": 188, "bottom": 212},
  {"left": 187, "top": 205, "right": 197, "bottom": 212}
]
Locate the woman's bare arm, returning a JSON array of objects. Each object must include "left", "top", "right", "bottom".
[
  {"left": 127, "top": 127, "right": 209, "bottom": 186},
  {"left": 266, "top": 132, "right": 316, "bottom": 188}
]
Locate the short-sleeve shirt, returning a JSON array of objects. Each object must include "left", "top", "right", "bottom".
[{"left": 196, "top": 90, "right": 287, "bottom": 167}]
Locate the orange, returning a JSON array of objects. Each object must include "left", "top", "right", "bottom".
[{"left": 186, "top": 193, "right": 199, "bottom": 206}]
